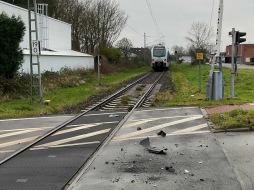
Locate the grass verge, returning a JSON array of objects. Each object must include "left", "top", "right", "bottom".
[
  {"left": 155, "top": 62, "right": 254, "bottom": 129},
  {"left": 0, "top": 67, "right": 150, "bottom": 119}
]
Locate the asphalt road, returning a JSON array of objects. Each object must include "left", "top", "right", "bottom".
[
  {"left": 1, "top": 108, "right": 254, "bottom": 190},
  {"left": 68, "top": 107, "right": 243, "bottom": 190},
  {"left": 0, "top": 115, "right": 74, "bottom": 161}
]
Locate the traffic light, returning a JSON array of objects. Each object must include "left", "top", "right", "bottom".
[{"left": 236, "top": 31, "right": 246, "bottom": 45}]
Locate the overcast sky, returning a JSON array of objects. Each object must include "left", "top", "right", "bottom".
[{"left": 114, "top": 0, "right": 254, "bottom": 52}]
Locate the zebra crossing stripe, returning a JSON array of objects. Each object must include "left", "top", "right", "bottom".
[
  {"left": 34, "top": 128, "right": 111, "bottom": 148},
  {"left": 171, "top": 123, "right": 208, "bottom": 134},
  {"left": 113, "top": 130, "right": 210, "bottom": 142},
  {"left": 53, "top": 121, "right": 118, "bottom": 136},
  {"left": 0, "top": 136, "right": 39, "bottom": 148},
  {"left": 114, "top": 116, "right": 203, "bottom": 140},
  {"left": 124, "top": 115, "right": 203, "bottom": 128}
]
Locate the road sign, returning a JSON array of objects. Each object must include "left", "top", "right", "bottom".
[
  {"left": 196, "top": 53, "right": 203, "bottom": 60},
  {"left": 31, "top": 40, "right": 40, "bottom": 55}
]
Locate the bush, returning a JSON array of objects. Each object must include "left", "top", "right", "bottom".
[{"left": 0, "top": 12, "right": 25, "bottom": 78}]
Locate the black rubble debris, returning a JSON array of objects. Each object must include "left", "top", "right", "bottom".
[
  {"left": 140, "top": 137, "right": 167, "bottom": 154},
  {"left": 137, "top": 127, "right": 142, "bottom": 131},
  {"left": 165, "top": 166, "right": 175, "bottom": 173},
  {"left": 157, "top": 130, "right": 166, "bottom": 137}
]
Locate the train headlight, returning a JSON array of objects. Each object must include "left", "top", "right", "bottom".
[
  {"left": 152, "top": 59, "right": 155, "bottom": 63},
  {"left": 162, "top": 59, "right": 166, "bottom": 62}
]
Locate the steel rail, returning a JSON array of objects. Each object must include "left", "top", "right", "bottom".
[
  {"left": 0, "top": 72, "right": 152, "bottom": 166},
  {"left": 65, "top": 71, "right": 165, "bottom": 190}
]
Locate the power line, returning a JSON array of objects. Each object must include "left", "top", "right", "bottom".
[
  {"left": 210, "top": 0, "right": 215, "bottom": 27},
  {"left": 145, "top": 0, "right": 164, "bottom": 39},
  {"left": 126, "top": 24, "right": 143, "bottom": 36}
]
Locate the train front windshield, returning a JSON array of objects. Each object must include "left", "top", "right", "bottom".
[{"left": 153, "top": 47, "right": 166, "bottom": 57}]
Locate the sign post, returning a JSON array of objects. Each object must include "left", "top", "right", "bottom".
[{"left": 196, "top": 53, "right": 204, "bottom": 92}]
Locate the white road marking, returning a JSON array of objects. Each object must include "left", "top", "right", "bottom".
[
  {"left": 171, "top": 123, "right": 208, "bottom": 134},
  {"left": 0, "top": 115, "right": 73, "bottom": 122},
  {"left": 0, "top": 136, "right": 38, "bottom": 148},
  {"left": 0, "top": 128, "right": 44, "bottom": 139},
  {"left": 53, "top": 124, "right": 97, "bottom": 136},
  {"left": 114, "top": 116, "right": 203, "bottom": 140},
  {"left": 83, "top": 112, "right": 127, "bottom": 117},
  {"left": 0, "top": 150, "right": 15, "bottom": 153},
  {"left": 113, "top": 131, "right": 211, "bottom": 142},
  {"left": 54, "top": 121, "right": 119, "bottom": 136},
  {"left": 135, "top": 107, "right": 197, "bottom": 112},
  {"left": 34, "top": 128, "right": 111, "bottom": 148},
  {"left": 30, "top": 141, "right": 100, "bottom": 150},
  {"left": 0, "top": 127, "right": 53, "bottom": 133},
  {"left": 124, "top": 115, "right": 203, "bottom": 128}
]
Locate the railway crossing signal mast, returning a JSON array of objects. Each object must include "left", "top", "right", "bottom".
[
  {"left": 229, "top": 29, "right": 246, "bottom": 98},
  {"left": 28, "top": 0, "right": 43, "bottom": 103},
  {"left": 206, "top": 0, "right": 224, "bottom": 100}
]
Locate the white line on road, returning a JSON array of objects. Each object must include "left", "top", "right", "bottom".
[
  {"left": 135, "top": 107, "right": 197, "bottom": 112},
  {"left": 0, "top": 127, "right": 53, "bottom": 133},
  {"left": 0, "top": 128, "right": 45, "bottom": 139},
  {"left": 124, "top": 115, "right": 203, "bottom": 128},
  {"left": 114, "top": 116, "right": 203, "bottom": 140},
  {"left": 34, "top": 128, "right": 111, "bottom": 148},
  {"left": 0, "top": 115, "right": 73, "bottom": 122},
  {"left": 0, "top": 136, "right": 38, "bottom": 148},
  {"left": 0, "top": 150, "right": 15, "bottom": 153},
  {"left": 83, "top": 112, "right": 127, "bottom": 117},
  {"left": 31, "top": 141, "right": 100, "bottom": 150},
  {"left": 171, "top": 123, "right": 208, "bottom": 134},
  {"left": 113, "top": 130, "right": 210, "bottom": 142}
]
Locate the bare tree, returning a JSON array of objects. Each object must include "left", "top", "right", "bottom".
[
  {"left": 171, "top": 45, "right": 187, "bottom": 57},
  {"left": 115, "top": 38, "right": 133, "bottom": 59},
  {"left": 26, "top": 0, "right": 127, "bottom": 54},
  {"left": 185, "top": 21, "right": 214, "bottom": 53}
]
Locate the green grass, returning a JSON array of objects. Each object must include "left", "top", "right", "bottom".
[
  {"left": 0, "top": 67, "right": 150, "bottom": 118},
  {"left": 210, "top": 109, "right": 254, "bottom": 130},
  {"left": 155, "top": 62, "right": 254, "bottom": 129},
  {"left": 155, "top": 63, "right": 254, "bottom": 107}
]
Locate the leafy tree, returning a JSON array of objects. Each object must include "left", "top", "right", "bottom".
[
  {"left": 100, "top": 47, "right": 121, "bottom": 64},
  {"left": 0, "top": 13, "right": 25, "bottom": 78}
]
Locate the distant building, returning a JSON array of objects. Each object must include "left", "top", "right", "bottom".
[
  {"left": 0, "top": 1, "right": 94, "bottom": 72},
  {"left": 179, "top": 55, "right": 192, "bottom": 63},
  {"left": 225, "top": 44, "right": 254, "bottom": 64}
]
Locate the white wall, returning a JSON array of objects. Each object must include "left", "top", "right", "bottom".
[
  {"left": 22, "top": 55, "right": 94, "bottom": 73},
  {"left": 0, "top": 1, "right": 71, "bottom": 50}
]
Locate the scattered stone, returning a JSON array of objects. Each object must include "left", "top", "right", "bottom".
[
  {"left": 175, "top": 144, "right": 179, "bottom": 147},
  {"left": 105, "top": 161, "right": 109, "bottom": 164},
  {"left": 131, "top": 180, "right": 135, "bottom": 183},
  {"left": 190, "top": 173, "right": 195, "bottom": 176},
  {"left": 200, "top": 179, "right": 205, "bottom": 181},
  {"left": 199, "top": 161, "right": 203, "bottom": 164},
  {"left": 137, "top": 127, "right": 142, "bottom": 131},
  {"left": 180, "top": 152, "right": 184, "bottom": 155},
  {"left": 121, "top": 148, "right": 124, "bottom": 151},
  {"left": 184, "top": 169, "right": 189, "bottom": 174}
]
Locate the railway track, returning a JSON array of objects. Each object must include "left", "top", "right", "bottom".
[{"left": 0, "top": 71, "right": 165, "bottom": 190}]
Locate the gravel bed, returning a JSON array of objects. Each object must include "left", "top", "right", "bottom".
[{"left": 60, "top": 70, "right": 175, "bottom": 114}]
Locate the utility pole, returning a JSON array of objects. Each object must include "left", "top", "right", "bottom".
[
  {"left": 206, "top": 0, "right": 224, "bottom": 100},
  {"left": 144, "top": 33, "right": 146, "bottom": 48}
]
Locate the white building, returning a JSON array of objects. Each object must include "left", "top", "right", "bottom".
[{"left": 0, "top": 1, "right": 94, "bottom": 72}]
